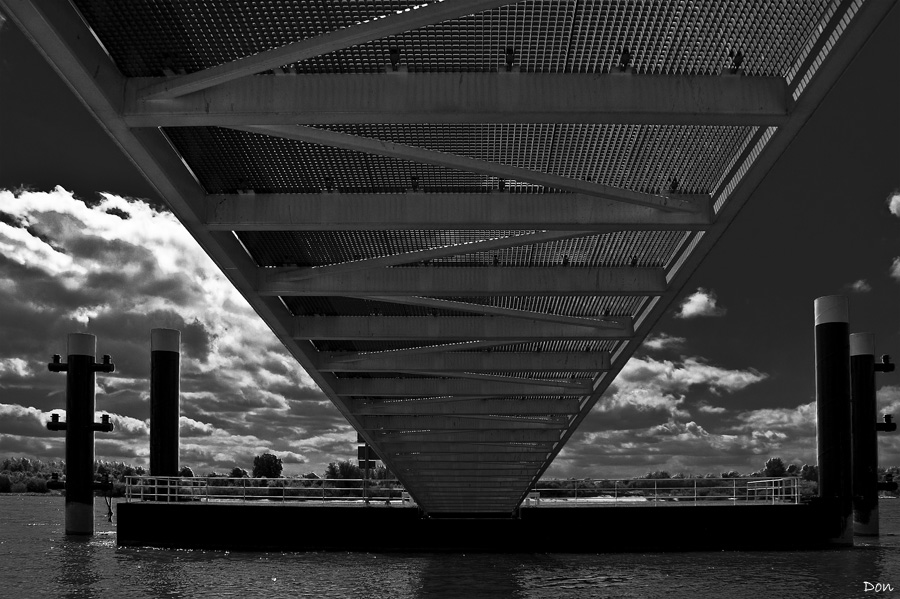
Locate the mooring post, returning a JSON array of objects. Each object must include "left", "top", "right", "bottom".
[
  {"left": 850, "top": 333, "right": 878, "bottom": 535},
  {"left": 150, "top": 329, "right": 181, "bottom": 479},
  {"left": 814, "top": 295, "right": 853, "bottom": 545},
  {"left": 46, "top": 333, "right": 115, "bottom": 535}
]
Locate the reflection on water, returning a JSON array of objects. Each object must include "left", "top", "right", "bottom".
[
  {"left": 3, "top": 495, "right": 900, "bottom": 598},
  {"left": 58, "top": 536, "right": 100, "bottom": 599}
]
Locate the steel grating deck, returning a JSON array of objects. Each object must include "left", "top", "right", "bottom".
[{"left": 3, "top": 0, "right": 893, "bottom": 514}]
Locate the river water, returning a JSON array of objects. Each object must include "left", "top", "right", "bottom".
[{"left": 1, "top": 495, "right": 898, "bottom": 598}]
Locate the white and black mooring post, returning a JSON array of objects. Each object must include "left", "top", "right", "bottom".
[
  {"left": 150, "top": 329, "right": 181, "bottom": 477},
  {"left": 851, "top": 332, "right": 897, "bottom": 536},
  {"left": 814, "top": 295, "right": 853, "bottom": 545},
  {"left": 851, "top": 333, "right": 878, "bottom": 536},
  {"left": 46, "top": 333, "right": 115, "bottom": 535}
]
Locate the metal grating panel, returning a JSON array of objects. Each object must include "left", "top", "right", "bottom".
[
  {"left": 240, "top": 229, "right": 542, "bottom": 267},
  {"left": 165, "top": 124, "right": 752, "bottom": 196},
  {"left": 323, "top": 124, "right": 754, "bottom": 195},
  {"left": 74, "top": 0, "right": 832, "bottom": 77}
]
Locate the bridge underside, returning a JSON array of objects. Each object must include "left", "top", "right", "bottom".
[{"left": 5, "top": 0, "right": 892, "bottom": 513}]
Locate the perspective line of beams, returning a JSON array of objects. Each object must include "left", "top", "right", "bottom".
[
  {"left": 333, "top": 377, "right": 590, "bottom": 396},
  {"left": 138, "top": 0, "right": 513, "bottom": 99},
  {"left": 370, "top": 430, "right": 559, "bottom": 443},
  {"left": 127, "top": 73, "right": 790, "bottom": 126},
  {"left": 350, "top": 397, "right": 581, "bottom": 416},
  {"left": 204, "top": 193, "right": 712, "bottom": 230},
  {"left": 347, "top": 296, "right": 631, "bottom": 330},
  {"left": 355, "top": 415, "right": 572, "bottom": 430},
  {"left": 292, "top": 315, "right": 633, "bottom": 340},
  {"left": 313, "top": 350, "right": 611, "bottom": 371},
  {"left": 262, "top": 266, "right": 667, "bottom": 296},
  {"left": 231, "top": 125, "right": 704, "bottom": 212},
  {"left": 251, "top": 231, "right": 608, "bottom": 284}
]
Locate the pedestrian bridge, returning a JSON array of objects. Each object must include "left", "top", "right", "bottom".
[{"left": 4, "top": 0, "right": 892, "bottom": 514}]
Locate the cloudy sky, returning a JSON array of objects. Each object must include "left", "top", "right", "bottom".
[{"left": 0, "top": 7, "right": 898, "bottom": 479}]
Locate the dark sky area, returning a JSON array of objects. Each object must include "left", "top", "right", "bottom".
[{"left": 0, "top": 6, "right": 897, "bottom": 478}]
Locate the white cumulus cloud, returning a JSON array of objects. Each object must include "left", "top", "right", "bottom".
[
  {"left": 849, "top": 279, "right": 872, "bottom": 293},
  {"left": 642, "top": 333, "right": 686, "bottom": 352},
  {"left": 675, "top": 287, "right": 726, "bottom": 319},
  {"left": 888, "top": 190, "right": 900, "bottom": 218}
]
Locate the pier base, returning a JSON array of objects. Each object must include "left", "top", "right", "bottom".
[{"left": 119, "top": 502, "right": 836, "bottom": 552}]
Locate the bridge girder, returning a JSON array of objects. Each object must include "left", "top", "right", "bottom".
[{"left": 4, "top": 0, "right": 892, "bottom": 515}]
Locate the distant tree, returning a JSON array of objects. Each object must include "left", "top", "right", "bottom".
[
  {"left": 179, "top": 466, "right": 195, "bottom": 477},
  {"left": 786, "top": 463, "right": 799, "bottom": 476},
  {"left": 252, "top": 453, "right": 283, "bottom": 478},
  {"left": 325, "top": 460, "right": 361, "bottom": 480},
  {"left": 371, "top": 464, "right": 392, "bottom": 480},
  {"left": 800, "top": 464, "right": 818, "bottom": 482},
  {"left": 25, "top": 478, "right": 48, "bottom": 493},
  {"left": 230, "top": 467, "right": 249, "bottom": 478},
  {"left": 721, "top": 471, "right": 741, "bottom": 479},
  {"left": 764, "top": 457, "right": 786, "bottom": 477},
  {"left": 645, "top": 471, "right": 671, "bottom": 479},
  {"left": 0, "top": 475, "right": 10, "bottom": 493}
]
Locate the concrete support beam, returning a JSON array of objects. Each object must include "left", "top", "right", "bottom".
[
  {"left": 334, "top": 377, "right": 589, "bottom": 396},
  {"left": 315, "top": 351, "right": 611, "bottom": 372},
  {"left": 138, "top": 0, "right": 511, "bottom": 99},
  {"left": 206, "top": 192, "right": 712, "bottom": 231},
  {"left": 236, "top": 125, "right": 704, "bottom": 212},
  {"left": 295, "top": 315, "right": 632, "bottom": 341},
  {"left": 126, "top": 73, "right": 791, "bottom": 126},
  {"left": 265, "top": 266, "right": 668, "bottom": 296}
]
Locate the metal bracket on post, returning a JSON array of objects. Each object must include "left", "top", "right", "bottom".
[
  {"left": 875, "top": 355, "right": 894, "bottom": 373},
  {"left": 876, "top": 356, "right": 895, "bottom": 433},
  {"left": 92, "top": 414, "right": 115, "bottom": 432},
  {"left": 876, "top": 415, "right": 896, "bottom": 433},
  {"left": 46, "top": 413, "right": 68, "bottom": 431},
  {"left": 94, "top": 354, "right": 115, "bottom": 373}
]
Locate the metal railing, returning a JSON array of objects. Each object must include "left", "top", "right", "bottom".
[
  {"left": 526, "top": 477, "right": 803, "bottom": 506},
  {"left": 124, "top": 476, "right": 413, "bottom": 505},
  {"left": 124, "top": 476, "right": 803, "bottom": 507}
]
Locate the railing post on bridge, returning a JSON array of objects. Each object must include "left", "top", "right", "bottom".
[{"left": 815, "top": 296, "right": 853, "bottom": 546}]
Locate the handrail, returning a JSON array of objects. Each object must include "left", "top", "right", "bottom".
[
  {"left": 124, "top": 475, "right": 803, "bottom": 506},
  {"left": 124, "top": 476, "right": 410, "bottom": 505},
  {"left": 527, "top": 476, "right": 802, "bottom": 506}
]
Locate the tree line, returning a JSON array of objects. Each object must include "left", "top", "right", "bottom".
[{"left": 3, "top": 454, "right": 899, "bottom": 496}]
